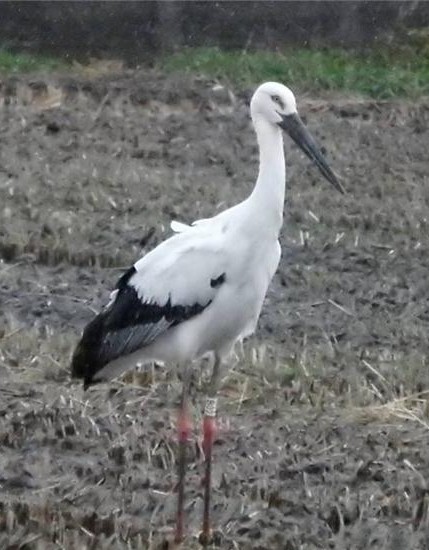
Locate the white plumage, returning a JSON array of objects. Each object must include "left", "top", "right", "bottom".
[
  {"left": 91, "top": 202, "right": 281, "bottom": 381},
  {"left": 72, "top": 81, "right": 343, "bottom": 388}
]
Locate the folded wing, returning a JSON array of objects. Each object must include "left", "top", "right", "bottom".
[{"left": 71, "top": 230, "right": 228, "bottom": 387}]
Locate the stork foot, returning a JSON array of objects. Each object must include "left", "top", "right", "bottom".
[{"left": 198, "top": 529, "right": 222, "bottom": 547}]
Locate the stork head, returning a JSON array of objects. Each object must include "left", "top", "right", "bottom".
[{"left": 250, "top": 82, "right": 344, "bottom": 194}]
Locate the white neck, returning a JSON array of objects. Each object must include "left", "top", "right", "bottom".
[{"left": 248, "top": 116, "right": 286, "bottom": 235}]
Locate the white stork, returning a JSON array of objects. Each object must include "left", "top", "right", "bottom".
[{"left": 71, "top": 81, "right": 344, "bottom": 545}]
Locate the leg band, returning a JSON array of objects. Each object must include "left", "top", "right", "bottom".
[{"left": 204, "top": 397, "right": 218, "bottom": 418}]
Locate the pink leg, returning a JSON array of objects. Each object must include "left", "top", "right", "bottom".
[
  {"left": 175, "top": 383, "right": 192, "bottom": 544},
  {"left": 200, "top": 356, "right": 222, "bottom": 545},
  {"left": 200, "top": 397, "right": 218, "bottom": 546}
]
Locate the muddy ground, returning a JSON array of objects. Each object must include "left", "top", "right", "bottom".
[{"left": 0, "top": 68, "right": 429, "bottom": 549}]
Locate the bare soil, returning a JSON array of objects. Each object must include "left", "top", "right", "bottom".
[{"left": 1, "top": 68, "right": 429, "bottom": 549}]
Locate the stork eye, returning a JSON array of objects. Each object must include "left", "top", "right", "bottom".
[{"left": 271, "top": 95, "right": 284, "bottom": 109}]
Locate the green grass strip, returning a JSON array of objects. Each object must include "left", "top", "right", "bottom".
[
  {"left": 160, "top": 46, "right": 429, "bottom": 99},
  {"left": 0, "top": 49, "right": 67, "bottom": 74}
]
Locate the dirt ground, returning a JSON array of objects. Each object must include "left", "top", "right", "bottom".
[{"left": 1, "top": 68, "right": 429, "bottom": 549}]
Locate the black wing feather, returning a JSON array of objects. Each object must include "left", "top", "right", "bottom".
[{"left": 71, "top": 276, "right": 211, "bottom": 388}]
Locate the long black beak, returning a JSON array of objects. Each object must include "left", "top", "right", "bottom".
[{"left": 278, "top": 113, "right": 345, "bottom": 194}]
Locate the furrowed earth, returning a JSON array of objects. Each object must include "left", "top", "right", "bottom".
[{"left": 0, "top": 68, "right": 429, "bottom": 549}]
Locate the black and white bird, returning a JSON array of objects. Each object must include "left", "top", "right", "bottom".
[{"left": 71, "top": 81, "right": 344, "bottom": 544}]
